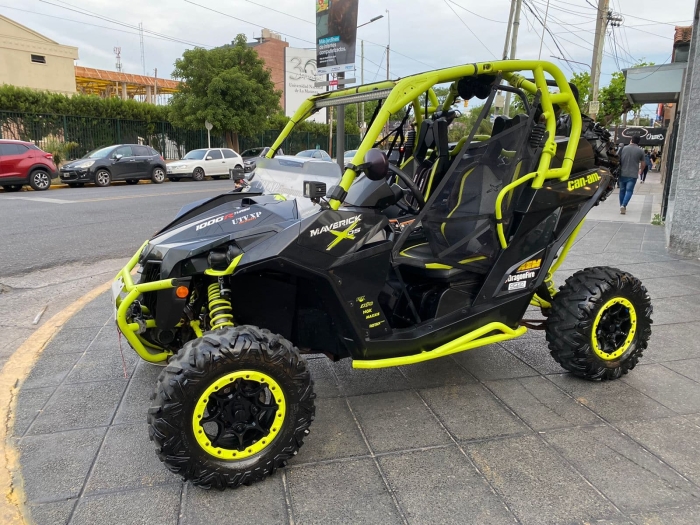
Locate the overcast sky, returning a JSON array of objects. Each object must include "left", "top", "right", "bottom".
[{"left": 3, "top": 0, "right": 695, "bottom": 116}]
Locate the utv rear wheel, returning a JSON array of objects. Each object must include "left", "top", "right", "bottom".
[
  {"left": 545, "top": 267, "right": 652, "bottom": 380},
  {"left": 148, "top": 325, "right": 315, "bottom": 490}
]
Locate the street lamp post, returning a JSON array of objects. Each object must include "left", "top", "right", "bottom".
[{"left": 336, "top": 14, "right": 384, "bottom": 167}]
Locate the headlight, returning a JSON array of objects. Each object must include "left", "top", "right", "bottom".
[{"left": 73, "top": 160, "right": 96, "bottom": 169}]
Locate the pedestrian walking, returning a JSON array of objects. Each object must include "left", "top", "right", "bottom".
[
  {"left": 641, "top": 150, "right": 651, "bottom": 183},
  {"left": 650, "top": 150, "right": 658, "bottom": 171},
  {"left": 618, "top": 136, "right": 646, "bottom": 214}
]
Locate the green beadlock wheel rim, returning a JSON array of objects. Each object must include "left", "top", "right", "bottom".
[
  {"left": 591, "top": 297, "right": 637, "bottom": 361},
  {"left": 192, "top": 370, "right": 286, "bottom": 460}
]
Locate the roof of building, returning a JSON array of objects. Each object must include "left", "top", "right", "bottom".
[
  {"left": 74, "top": 66, "right": 180, "bottom": 91},
  {"left": 674, "top": 26, "right": 692, "bottom": 46}
]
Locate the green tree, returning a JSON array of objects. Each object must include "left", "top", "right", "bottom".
[
  {"left": 169, "top": 35, "right": 281, "bottom": 151},
  {"left": 598, "top": 61, "right": 652, "bottom": 126},
  {"left": 569, "top": 71, "right": 590, "bottom": 115}
]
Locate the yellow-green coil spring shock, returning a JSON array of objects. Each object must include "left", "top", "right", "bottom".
[{"left": 207, "top": 280, "right": 234, "bottom": 329}]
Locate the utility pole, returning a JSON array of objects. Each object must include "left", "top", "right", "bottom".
[
  {"left": 589, "top": 0, "right": 609, "bottom": 121},
  {"left": 538, "top": 0, "right": 551, "bottom": 59},
  {"left": 503, "top": 0, "right": 523, "bottom": 116},
  {"left": 139, "top": 22, "right": 146, "bottom": 76},
  {"left": 336, "top": 72, "right": 345, "bottom": 167},
  {"left": 502, "top": 0, "right": 516, "bottom": 60},
  {"left": 361, "top": 40, "right": 365, "bottom": 135},
  {"left": 386, "top": 9, "right": 390, "bottom": 80}
]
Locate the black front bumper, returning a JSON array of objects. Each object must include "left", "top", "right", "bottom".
[{"left": 59, "top": 168, "right": 93, "bottom": 182}]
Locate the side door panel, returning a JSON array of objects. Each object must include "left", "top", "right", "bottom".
[
  {"left": 110, "top": 146, "right": 135, "bottom": 180},
  {"left": 204, "top": 149, "right": 224, "bottom": 176}
]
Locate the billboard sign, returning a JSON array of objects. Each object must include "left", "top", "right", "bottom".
[
  {"left": 612, "top": 126, "right": 667, "bottom": 146},
  {"left": 285, "top": 47, "right": 326, "bottom": 123},
  {"left": 316, "top": 0, "right": 359, "bottom": 75}
]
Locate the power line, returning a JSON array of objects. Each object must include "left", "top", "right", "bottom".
[
  {"left": 238, "top": 0, "right": 314, "bottom": 25},
  {"left": 524, "top": 0, "right": 577, "bottom": 73},
  {"left": 443, "top": 0, "right": 497, "bottom": 59},
  {"left": 447, "top": 0, "right": 508, "bottom": 24}
]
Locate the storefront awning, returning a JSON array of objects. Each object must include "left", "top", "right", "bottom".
[{"left": 623, "top": 63, "right": 687, "bottom": 104}]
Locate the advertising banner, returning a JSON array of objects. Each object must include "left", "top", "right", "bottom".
[
  {"left": 285, "top": 47, "right": 326, "bottom": 123},
  {"left": 612, "top": 126, "right": 667, "bottom": 146},
  {"left": 316, "top": 0, "right": 359, "bottom": 75}
]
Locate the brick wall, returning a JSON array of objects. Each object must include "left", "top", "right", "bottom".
[{"left": 251, "top": 38, "right": 288, "bottom": 111}]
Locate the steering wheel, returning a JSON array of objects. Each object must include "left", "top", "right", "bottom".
[{"left": 387, "top": 164, "right": 425, "bottom": 215}]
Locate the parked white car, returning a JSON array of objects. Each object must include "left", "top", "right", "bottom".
[{"left": 166, "top": 148, "right": 243, "bottom": 181}]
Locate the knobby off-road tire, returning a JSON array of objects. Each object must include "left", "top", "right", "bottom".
[
  {"left": 545, "top": 267, "right": 652, "bottom": 380},
  {"left": 148, "top": 325, "right": 315, "bottom": 490}
]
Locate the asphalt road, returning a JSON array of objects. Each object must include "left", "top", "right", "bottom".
[{"left": 0, "top": 180, "right": 235, "bottom": 278}]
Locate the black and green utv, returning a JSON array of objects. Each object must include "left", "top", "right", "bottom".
[{"left": 112, "top": 60, "right": 652, "bottom": 490}]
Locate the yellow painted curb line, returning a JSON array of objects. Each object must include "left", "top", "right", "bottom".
[{"left": 0, "top": 278, "right": 113, "bottom": 525}]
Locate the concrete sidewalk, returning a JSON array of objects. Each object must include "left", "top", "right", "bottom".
[
  {"left": 587, "top": 171, "right": 663, "bottom": 224},
  {"left": 11, "top": 219, "right": 700, "bottom": 525}
]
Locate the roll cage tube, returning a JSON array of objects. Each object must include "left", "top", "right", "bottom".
[{"left": 268, "top": 61, "right": 581, "bottom": 210}]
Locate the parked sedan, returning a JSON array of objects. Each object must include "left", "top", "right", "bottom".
[
  {"left": 0, "top": 140, "right": 57, "bottom": 192},
  {"left": 59, "top": 144, "right": 166, "bottom": 187},
  {"left": 167, "top": 148, "right": 243, "bottom": 181},
  {"left": 241, "top": 147, "right": 284, "bottom": 172},
  {"left": 295, "top": 149, "right": 332, "bottom": 161}
]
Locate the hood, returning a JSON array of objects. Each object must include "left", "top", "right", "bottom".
[{"left": 142, "top": 194, "right": 301, "bottom": 278}]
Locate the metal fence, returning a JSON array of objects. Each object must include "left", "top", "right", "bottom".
[{"left": 0, "top": 111, "right": 362, "bottom": 161}]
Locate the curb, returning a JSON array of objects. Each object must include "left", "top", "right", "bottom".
[{"left": 0, "top": 279, "right": 113, "bottom": 525}]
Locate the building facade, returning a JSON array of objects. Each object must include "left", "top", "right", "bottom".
[{"left": 0, "top": 15, "right": 78, "bottom": 94}]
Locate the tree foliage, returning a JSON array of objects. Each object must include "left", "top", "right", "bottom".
[
  {"left": 568, "top": 71, "right": 591, "bottom": 115},
  {"left": 598, "top": 61, "right": 653, "bottom": 126},
  {"left": 169, "top": 35, "right": 281, "bottom": 150}
]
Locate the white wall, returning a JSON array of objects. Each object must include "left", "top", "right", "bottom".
[{"left": 284, "top": 47, "right": 326, "bottom": 124}]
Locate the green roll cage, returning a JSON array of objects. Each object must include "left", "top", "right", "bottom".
[{"left": 267, "top": 59, "right": 582, "bottom": 214}]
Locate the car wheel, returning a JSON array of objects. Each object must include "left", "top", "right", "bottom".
[
  {"left": 125, "top": 179, "right": 139, "bottom": 185},
  {"left": 29, "top": 169, "right": 52, "bottom": 191},
  {"left": 169, "top": 177, "right": 180, "bottom": 182},
  {"left": 95, "top": 169, "right": 111, "bottom": 187},
  {"left": 192, "top": 167, "right": 205, "bottom": 182},
  {"left": 2, "top": 185, "right": 23, "bottom": 192},
  {"left": 151, "top": 167, "right": 165, "bottom": 184}
]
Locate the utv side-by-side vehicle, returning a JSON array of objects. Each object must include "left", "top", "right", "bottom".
[{"left": 112, "top": 60, "right": 652, "bottom": 490}]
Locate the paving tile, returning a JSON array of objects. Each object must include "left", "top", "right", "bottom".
[
  {"left": 548, "top": 374, "right": 674, "bottom": 422},
  {"left": 665, "top": 358, "right": 700, "bottom": 384},
  {"left": 292, "top": 397, "right": 367, "bottom": 464},
  {"left": 622, "top": 364, "right": 700, "bottom": 414},
  {"left": 420, "top": 384, "right": 527, "bottom": 441},
  {"left": 500, "top": 336, "right": 566, "bottom": 375},
  {"left": 19, "top": 427, "right": 106, "bottom": 503},
  {"left": 65, "top": 345, "right": 139, "bottom": 383},
  {"left": 182, "top": 477, "right": 287, "bottom": 524},
  {"left": 349, "top": 391, "right": 451, "bottom": 453},
  {"left": 42, "top": 327, "right": 100, "bottom": 355},
  {"left": 21, "top": 353, "right": 82, "bottom": 389},
  {"left": 486, "top": 376, "right": 600, "bottom": 431},
  {"left": 544, "top": 426, "right": 699, "bottom": 513},
  {"left": 61, "top": 307, "right": 112, "bottom": 330},
  {"left": 27, "top": 500, "right": 76, "bottom": 525},
  {"left": 71, "top": 484, "right": 181, "bottom": 525},
  {"left": 12, "top": 386, "right": 54, "bottom": 437},
  {"left": 287, "top": 458, "right": 402, "bottom": 525},
  {"left": 641, "top": 275, "right": 700, "bottom": 299},
  {"left": 452, "top": 344, "right": 538, "bottom": 381},
  {"left": 84, "top": 423, "right": 173, "bottom": 495},
  {"left": 28, "top": 379, "right": 127, "bottom": 435},
  {"left": 113, "top": 361, "right": 164, "bottom": 424},
  {"left": 306, "top": 357, "right": 341, "bottom": 398},
  {"left": 399, "top": 356, "right": 476, "bottom": 389},
  {"left": 379, "top": 446, "right": 515, "bottom": 524},
  {"left": 329, "top": 359, "right": 409, "bottom": 396},
  {"left": 467, "top": 434, "right": 618, "bottom": 525},
  {"left": 84, "top": 328, "right": 127, "bottom": 353},
  {"left": 617, "top": 416, "right": 700, "bottom": 486},
  {"left": 644, "top": 324, "right": 700, "bottom": 363},
  {"left": 631, "top": 505, "right": 700, "bottom": 525},
  {"left": 649, "top": 294, "right": 700, "bottom": 326}
]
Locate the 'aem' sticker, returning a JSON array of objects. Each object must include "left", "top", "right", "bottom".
[{"left": 568, "top": 172, "right": 600, "bottom": 191}]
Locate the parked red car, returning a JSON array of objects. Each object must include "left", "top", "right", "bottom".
[{"left": 0, "top": 140, "right": 58, "bottom": 192}]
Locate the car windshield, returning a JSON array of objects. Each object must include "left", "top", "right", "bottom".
[
  {"left": 344, "top": 150, "right": 357, "bottom": 158},
  {"left": 296, "top": 150, "right": 316, "bottom": 158},
  {"left": 84, "top": 146, "right": 114, "bottom": 159},
  {"left": 183, "top": 149, "right": 207, "bottom": 160},
  {"left": 241, "top": 148, "right": 264, "bottom": 157}
]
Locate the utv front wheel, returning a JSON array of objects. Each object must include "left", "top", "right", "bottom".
[
  {"left": 148, "top": 325, "right": 315, "bottom": 490},
  {"left": 545, "top": 267, "right": 652, "bottom": 380}
]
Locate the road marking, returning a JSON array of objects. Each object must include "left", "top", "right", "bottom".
[
  {"left": 0, "top": 278, "right": 113, "bottom": 525},
  {"left": 4, "top": 196, "right": 76, "bottom": 204}
]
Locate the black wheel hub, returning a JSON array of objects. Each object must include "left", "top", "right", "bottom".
[
  {"left": 595, "top": 303, "right": 632, "bottom": 353},
  {"left": 201, "top": 379, "right": 278, "bottom": 451}
]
